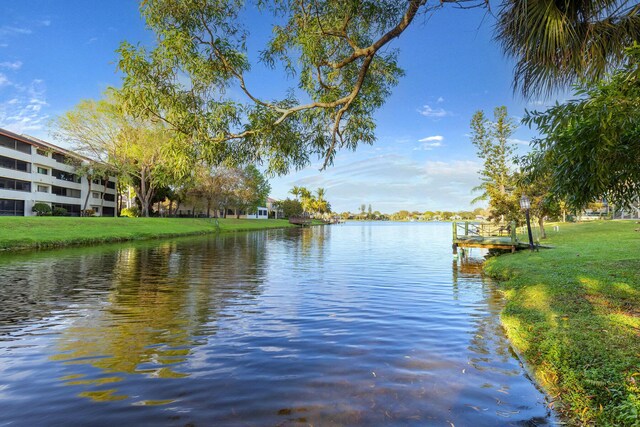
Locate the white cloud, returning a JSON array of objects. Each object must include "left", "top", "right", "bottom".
[
  {"left": 416, "top": 135, "right": 444, "bottom": 150},
  {"left": 0, "top": 61, "right": 22, "bottom": 70},
  {"left": 86, "top": 37, "right": 98, "bottom": 45},
  {"left": 418, "top": 104, "right": 451, "bottom": 118},
  {"left": 418, "top": 135, "right": 444, "bottom": 142},
  {"left": 0, "top": 26, "right": 32, "bottom": 36},
  {"left": 39, "top": 20, "right": 51, "bottom": 27},
  {"left": 273, "top": 154, "right": 482, "bottom": 212},
  {"left": 437, "top": 96, "right": 444, "bottom": 103},
  {"left": 0, "top": 78, "right": 49, "bottom": 135},
  {"left": 0, "top": 73, "right": 9, "bottom": 86}
]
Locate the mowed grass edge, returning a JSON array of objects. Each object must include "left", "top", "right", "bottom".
[
  {"left": 484, "top": 221, "right": 640, "bottom": 425},
  {"left": 0, "top": 217, "right": 298, "bottom": 251}
]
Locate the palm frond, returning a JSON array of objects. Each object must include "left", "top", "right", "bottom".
[{"left": 495, "top": 0, "right": 640, "bottom": 98}]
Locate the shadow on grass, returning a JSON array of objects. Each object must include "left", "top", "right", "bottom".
[{"left": 499, "top": 271, "right": 639, "bottom": 425}]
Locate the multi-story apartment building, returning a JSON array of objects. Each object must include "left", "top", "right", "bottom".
[{"left": 0, "top": 128, "right": 117, "bottom": 217}]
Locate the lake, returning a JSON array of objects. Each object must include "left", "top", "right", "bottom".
[{"left": 0, "top": 222, "right": 555, "bottom": 426}]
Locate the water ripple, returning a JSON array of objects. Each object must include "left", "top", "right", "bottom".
[{"left": 0, "top": 223, "right": 555, "bottom": 426}]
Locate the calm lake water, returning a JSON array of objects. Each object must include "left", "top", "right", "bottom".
[{"left": 0, "top": 222, "right": 555, "bottom": 426}]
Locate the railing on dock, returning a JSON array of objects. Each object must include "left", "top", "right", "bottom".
[
  {"left": 452, "top": 221, "right": 521, "bottom": 253},
  {"left": 453, "top": 221, "right": 517, "bottom": 242}
]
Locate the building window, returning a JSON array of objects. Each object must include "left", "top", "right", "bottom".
[
  {"left": 0, "top": 135, "right": 32, "bottom": 154},
  {"left": 0, "top": 198, "right": 25, "bottom": 216},
  {"left": 102, "top": 206, "right": 115, "bottom": 217},
  {"left": 36, "top": 149, "right": 48, "bottom": 156},
  {"left": 103, "top": 193, "right": 115, "bottom": 202},
  {"left": 0, "top": 155, "right": 31, "bottom": 173},
  {"left": 0, "top": 135, "right": 14, "bottom": 151},
  {"left": 15, "top": 140, "right": 31, "bottom": 154},
  {"left": 51, "top": 185, "right": 81, "bottom": 198},
  {"left": 52, "top": 152, "right": 69, "bottom": 164},
  {"left": 52, "top": 168, "right": 81, "bottom": 183},
  {"left": 37, "top": 166, "right": 49, "bottom": 175},
  {"left": 92, "top": 179, "right": 101, "bottom": 185},
  {"left": 92, "top": 192, "right": 101, "bottom": 199},
  {"left": 37, "top": 185, "right": 49, "bottom": 193},
  {"left": 106, "top": 180, "right": 116, "bottom": 190},
  {"left": 0, "top": 177, "right": 31, "bottom": 192}
]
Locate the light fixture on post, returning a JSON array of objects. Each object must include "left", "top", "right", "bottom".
[{"left": 520, "top": 194, "right": 534, "bottom": 251}]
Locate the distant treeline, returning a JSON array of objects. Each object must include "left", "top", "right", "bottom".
[{"left": 339, "top": 207, "right": 488, "bottom": 221}]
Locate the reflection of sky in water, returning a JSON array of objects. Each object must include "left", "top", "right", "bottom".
[{"left": 0, "top": 224, "right": 556, "bottom": 426}]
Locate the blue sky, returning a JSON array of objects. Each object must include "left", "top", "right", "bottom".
[{"left": 0, "top": 1, "right": 556, "bottom": 213}]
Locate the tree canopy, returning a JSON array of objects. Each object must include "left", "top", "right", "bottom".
[
  {"left": 470, "top": 106, "right": 520, "bottom": 223},
  {"left": 113, "top": 0, "right": 640, "bottom": 174},
  {"left": 52, "top": 95, "right": 189, "bottom": 217},
  {"left": 523, "top": 44, "right": 640, "bottom": 209},
  {"left": 496, "top": 0, "right": 640, "bottom": 97}
]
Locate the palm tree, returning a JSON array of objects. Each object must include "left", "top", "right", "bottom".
[
  {"left": 314, "top": 188, "right": 329, "bottom": 217},
  {"left": 290, "top": 186, "right": 303, "bottom": 200},
  {"left": 496, "top": 0, "right": 640, "bottom": 97}
]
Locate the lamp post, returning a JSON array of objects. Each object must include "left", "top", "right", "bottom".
[{"left": 520, "top": 195, "right": 535, "bottom": 251}]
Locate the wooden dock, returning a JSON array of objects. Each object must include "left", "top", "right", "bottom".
[
  {"left": 452, "top": 221, "right": 530, "bottom": 254},
  {"left": 289, "top": 216, "right": 312, "bottom": 226}
]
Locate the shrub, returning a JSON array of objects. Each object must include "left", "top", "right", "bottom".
[
  {"left": 278, "top": 198, "right": 303, "bottom": 218},
  {"left": 32, "top": 203, "right": 52, "bottom": 216},
  {"left": 120, "top": 206, "right": 140, "bottom": 218},
  {"left": 81, "top": 209, "right": 96, "bottom": 217},
  {"left": 52, "top": 207, "right": 67, "bottom": 216}
]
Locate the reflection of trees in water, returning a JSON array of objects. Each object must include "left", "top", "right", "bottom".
[
  {"left": 452, "top": 256, "right": 520, "bottom": 378},
  {"left": 54, "top": 233, "right": 268, "bottom": 377},
  {"left": 3, "top": 233, "right": 270, "bottom": 401},
  {"left": 286, "top": 226, "right": 329, "bottom": 265}
]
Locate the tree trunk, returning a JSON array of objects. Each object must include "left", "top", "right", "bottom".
[
  {"left": 538, "top": 216, "right": 547, "bottom": 240},
  {"left": 82, "top": 176, "right": 92, "bottom": 215},
  {"left": 137, "top": 168, "right": 155, "bottom": 218},
  {"left": 206, "top": 198, "right": 211, "bottom": 218},
  {"left": 100, "top": 177, "right": 106, "bottom": 212}
]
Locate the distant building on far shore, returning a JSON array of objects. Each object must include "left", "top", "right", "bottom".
[{"left": 266, "top": 197, "right": 284, "bottom": 219}]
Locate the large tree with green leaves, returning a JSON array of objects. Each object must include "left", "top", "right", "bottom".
[
  {"left": 114, "top": 0, "right": 640, "bottom": 173},
  {"left": 53, "top": 95, "right": 189, "bottom": 217},
  {"left": 523, "top": 44, "right": 640, "bottom": 210},
  {"left": 229, "top": 165, "right": 271, "bottom": 217},
  {"left": 185, "top": 164, "right": 237, "bottom": 217},
  {"left": 470, "top": 106, "right": 519, "bottom": 223}
]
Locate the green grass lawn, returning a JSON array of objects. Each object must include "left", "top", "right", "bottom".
[
  {"left": 484, "top": 220, "right": 640, "bottom": 425},
  {"left": 0, "top": 217, "right": 297, "bottom": 251}
]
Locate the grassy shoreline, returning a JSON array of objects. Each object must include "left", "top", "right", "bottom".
[
  {"left": 484, "top": 221, "right": 639, "bottom": 425},
  {"left": 0, "top": 217, "right": 298, "bottom": 252}
]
